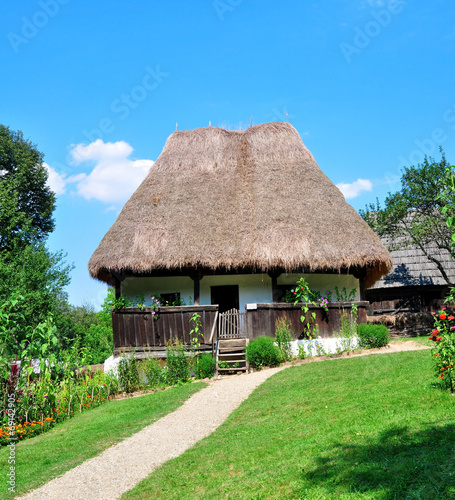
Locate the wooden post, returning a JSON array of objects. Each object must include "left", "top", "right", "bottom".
[
  {"left": 190, "top": 270, "right": 203, "bottom": 305},
  {"left": 352, "top": 268, "right": 366, "bottom": 301},
  {"left": 111, "top": 271, "right": 125, "bottom": 299},
  {"left": 359, "top": 276, "right": 366, "bottom": 301},
  {"left": 267, "top": 271, "right": 281, "bottom": 303},
  {"left": 115, "top": 280, "right": 121, "bottom": 299}
]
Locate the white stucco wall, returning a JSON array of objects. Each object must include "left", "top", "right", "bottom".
[
  {"left": 200, "top": 274, "right": 272, "bottom": 311},
  {"left": 278, "top": 273, "right": 360, "bottom": 301},
  {"left": 121, "top": 274, "right": 272, "bottom": 309},
  {"left": 121, "top": 276, "right": 194, "bottom": 305},
  {"left": 120, "top": 272, "right": 360, "bottom": 307}
]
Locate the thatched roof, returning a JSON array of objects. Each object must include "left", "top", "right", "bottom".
[{"left": 89, "top": 122, "right": 392, "bottom": 288}]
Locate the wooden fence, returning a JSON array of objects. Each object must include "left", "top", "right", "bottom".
[
  {"left": 112, "top": 302, "right": 368, "bottom": 354},
  {"left": 245, "top": 302, "right": 368, "bottom": 340},
  {"left": 112, "top": 305, "right": 218, "bottom": 355}
]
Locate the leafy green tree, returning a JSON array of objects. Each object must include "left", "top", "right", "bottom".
[
  {"left": 55, "top": 289, "right": 114, "bottom": 364},
  {"left": 0, "top": 125, "right": 55, "bottom": 250},
  {"left": 360, "top": 152, "right": 455, "bottom": 285},
  {"left": 0, "top": 243, "right": 72, "bottom": 337},
  {"left": 0, "top": 125, "right": 71, "bottom": 335}
]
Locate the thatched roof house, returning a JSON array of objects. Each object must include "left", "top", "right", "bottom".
[{"left": 89, "top": 122, "right": 392, "bottom": 309}]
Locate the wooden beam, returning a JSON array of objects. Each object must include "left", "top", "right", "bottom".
[
  {"left": 351, "top": 267, "right": 366, "bottom": 301},
  {"left": 267, "top": 271, "right": 281, "bottom": 303},
  {"left": 359, "top": 276, "right": 366, "bottom": 301},
  {"left": 190, "top": 270, "right": 203, "bottom": 305}
]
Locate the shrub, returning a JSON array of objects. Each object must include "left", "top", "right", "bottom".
[
  {"left": 429, "top": 305, "right": 455, "bottom": 393},
  {"left": 246, "top": 336, "right": 281, "bottom": 370},
  {"left": 357, "top": 323, "right": 390, "bottom": 349},
  {"left": 166, "top": 340, "right": 190, "bottom": 384},
  {"left": 118, "top": 355, "right": 141, "bottom": 393},
  {"left": 194, "top": 353, "right": 216, "bottom": 379},
  {"left": 275, "top": 317, "right": 293, "bottom": 362},
  {"left": 142, "top": 356, "right": 166, "bottom": 389}
]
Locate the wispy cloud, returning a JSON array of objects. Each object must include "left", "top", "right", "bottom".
[
  {"left": 45, "top": 140, "right": 153, "bottom": 205},
  {"left": 69, "top": 139, "right": 153, "bottom": 204},
  {"left": 44, "top": 162, "right": 84, "bottom": 196},
  {"left": 336, "top": 178, "right": 373, "bottom": 199}
]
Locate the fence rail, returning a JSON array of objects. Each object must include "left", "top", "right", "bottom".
[{"left": 112, "top": 305, "right": 219, "bottom": 352}]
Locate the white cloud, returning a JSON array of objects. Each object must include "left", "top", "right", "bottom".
[
  {"left": 43, "top": 162, "right": 86, "bottom": 196},
  {"left": 44, "top": 162, "right": 68, "bottom": 196},
  {"left": 336, "top": 178, "right": 373, "bottom": 199},
  {"left": 69, "top": 139, "right": 153, "bottom": 204}
]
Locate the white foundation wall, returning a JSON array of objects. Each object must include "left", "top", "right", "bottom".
[
  {"left": 121, "top": 276, "right": 194, "bottom": 305},
  {"left": 289, "top": 337, "right": 360, "bottom": 357},
  {"left": 278, "top": 273, "right": 360, "bottom": 301}
]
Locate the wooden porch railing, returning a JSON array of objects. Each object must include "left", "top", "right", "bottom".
[
  {"left": 111, "top": 302, "right": 368, "bottom": 354},
  {"left": 112, "top": 305, "right": 218, "bottom": 354}
]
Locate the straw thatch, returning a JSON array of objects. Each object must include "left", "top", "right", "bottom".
[{"left": 89, "top": 122, "right": 392, "bottom": 288}]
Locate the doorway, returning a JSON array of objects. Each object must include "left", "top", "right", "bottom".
[{"left": 211, "top": 285, "right": 239, "bottom": 313}]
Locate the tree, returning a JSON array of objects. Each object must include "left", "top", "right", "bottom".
[
  {"left": 0, "top": 125, "right": 71, "bottom": 335},
  {"left": 0, "top": 124, "right": 55, "bottom": 251},
  {"left": 360, "top": 151, "right": 455, "bottom": 285},
  {"left": 54, "top": 289, "right": 114, "bottom": 364}
]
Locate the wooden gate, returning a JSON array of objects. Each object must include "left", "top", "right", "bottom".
[{"left": 219, "top": 308, "right": 248, "bottom": 339}]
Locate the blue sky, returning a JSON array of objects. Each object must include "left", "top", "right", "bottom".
[{"left": 1, "top": 0, "right": 454, "bottom": 309}]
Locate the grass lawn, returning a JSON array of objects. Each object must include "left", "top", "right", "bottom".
[
  {"left": 125, "top": 350, "right": 455, "bottom": 499},
  {"left": 0, "top": 382, "right": 206, "bottom": 499}
]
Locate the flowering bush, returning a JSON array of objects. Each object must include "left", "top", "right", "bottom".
[{"left": 430, "top": 306, "right": 455, "bottom": 392}]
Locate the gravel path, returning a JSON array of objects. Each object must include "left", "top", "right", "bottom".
[
  {"left": 20, "top": 341, "right": 429, "bottom": 500},
  {"left": 20, "top": 366, "right": 285, "bottom": 500}
]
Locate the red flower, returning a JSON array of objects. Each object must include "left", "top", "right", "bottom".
[
  {"left": 442, "top": 307, "right": 447, "bottom": 311},
  {"left": 440, "top": 314, "right": 447, "bottom": 320},
  {"left": 436, "top": 336, "right": 443, "bottom": 341},
  {"left": 449, "top": 316, "right": 455, "bottom": 320},
  {"left": 432, "top": 329, "right": 439, "bottom": 335},
  {"left": 435, "top": 353, "right": 440, "bottom": 357}
]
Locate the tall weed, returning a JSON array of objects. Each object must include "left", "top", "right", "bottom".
[
  {"left": 166, "top": 340, "right": 190, "bottom": 384},
  {"left": 275, "top": 317, "right": 293, "bottom": 362}
]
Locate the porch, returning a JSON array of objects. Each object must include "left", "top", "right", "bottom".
[{"left": 111, "top": 301, "right": 368, "bottom": 357}]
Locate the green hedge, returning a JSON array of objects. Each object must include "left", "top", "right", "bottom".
[
  {"left": 357, "top": 323, "right": 390, "bottom": 349},
  {"left": 246, "top": 336, "right": 281, "bottom": 370}
]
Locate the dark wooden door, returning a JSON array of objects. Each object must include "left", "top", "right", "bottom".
[{"left": 211, "top": 285, "right": 239, "bottom": 313}]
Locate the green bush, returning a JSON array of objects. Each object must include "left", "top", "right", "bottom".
[
  {"left": 357, "top": 323, "right": 390, "bottom": 349},
  {"left": 194, "top": 353, "right": 216, "bottom": 379},
  {"left": 246, "top": 336, "right": 281, "bottom": 370}
]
